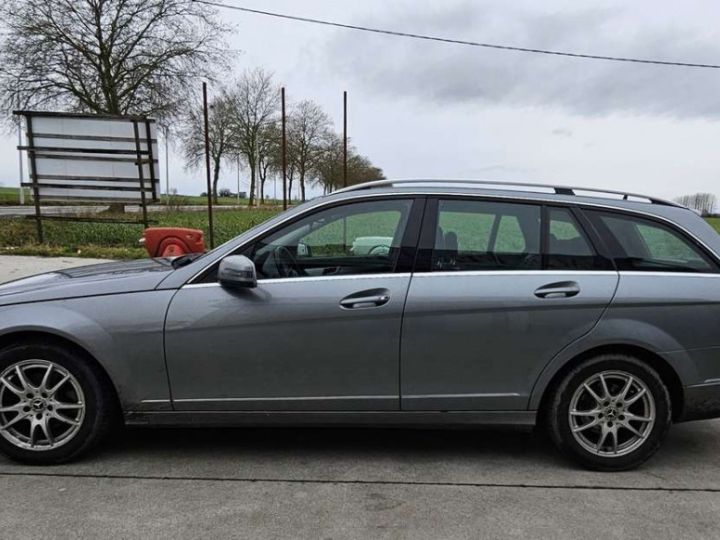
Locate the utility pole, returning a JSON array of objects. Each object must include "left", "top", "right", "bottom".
[
  {"left": 343, "top": 90, "right": 348, "bottom": 188},
  {"left": 203, "top": 81, "right": 215, "bottom": 249},
  {"left": 164, "top": 125, "right": 170, "bottom": 204},
  {"left": 281, "top": 87, "right": 288, "bottom": 210},
  {"left": 17, "top": 121, "right": 25, "bottom": 205}
]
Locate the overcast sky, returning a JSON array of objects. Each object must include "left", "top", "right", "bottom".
[{"left": 3, "top": 0, "right": 720, "bottom": 202}]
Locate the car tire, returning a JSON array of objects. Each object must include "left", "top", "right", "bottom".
[
  {"left": 0, "top": 341, "right": 118, "bottom": 465},
  {"left": 546, "top": 354, "right": 671, "bottom": 471}
]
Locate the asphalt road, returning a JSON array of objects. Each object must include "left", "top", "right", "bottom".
[{"left": 1, "top": 256, "right": 719, "bottom": 539}]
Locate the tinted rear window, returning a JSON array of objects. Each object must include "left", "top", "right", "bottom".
[{"left": 587, "top": 210, "right": 718, "bottom": 273}]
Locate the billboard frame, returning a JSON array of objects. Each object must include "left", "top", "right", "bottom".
[{"left": 14, "top": 110, "right": 159, "bottom": 242}]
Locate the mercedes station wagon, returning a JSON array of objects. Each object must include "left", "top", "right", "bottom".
[{"left": 1, "top": 179, "right": 719, "bottom": 471}]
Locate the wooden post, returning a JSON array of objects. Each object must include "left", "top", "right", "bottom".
[
  {"left": 343, "top": 91, "right": 348, "bottom": 188},
  {"left": 203, "top": 81, "right": 215, "bottom": 249}
]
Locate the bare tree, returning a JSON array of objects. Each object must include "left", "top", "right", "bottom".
[
  {"left": 257, "top": 122, "right": 279, "bottom": 204},
  {"left": 179, "top": 89, "right": 235, "bottom": 203},
  {"left": 287, "top": 100, "right": 332, "bottom": 201},
  {"left": 226, "top": 69, "right": 279, "bottom": 206},
  {"left": 313, "top": 133, "right": 345, "bottom": 194},
  {"left": 0, "top": 0, "right": 229, "bottom": 120},
  {"left": 675, "top": 192, "right": 717, "bottom": 216},
  {"left": 313, "top": 133, "right": 384, "bottom": 193}
]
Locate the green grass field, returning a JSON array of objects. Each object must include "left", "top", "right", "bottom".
[{"left": 0, "top": 208, "right": 281, "bottom": 259}]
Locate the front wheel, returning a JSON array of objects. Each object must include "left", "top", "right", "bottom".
[
  {"left": 546, "top": 354, "right": 671, "bottom": 471},
  {"left": 0, "top": 342, "right": 117, "bottom": 464}
]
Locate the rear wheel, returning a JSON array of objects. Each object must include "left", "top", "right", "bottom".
[
  {"left": 546, "top": 354, "right": 671, "bottom": 471},
  {"left": 0, "top": 342, "right": 116, "bottom": 464}
]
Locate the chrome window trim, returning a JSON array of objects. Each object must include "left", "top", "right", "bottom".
[
  {"left": 183, "top": 269, "right": 720, "bottom": 288},
  {"left": 412, "top": 270, "right": 619, "bottom": 278},
  {"left": 617, "top": 271, "right": 720, "bottom": 278},
  {"left": 185, "top": 190, "right": 719, "bottom": 285},
  {"left": 183, "top": 272, "right": 412, "bottom": 289}
]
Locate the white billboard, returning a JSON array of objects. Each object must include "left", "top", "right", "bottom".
[{"left": 16, "top": 111, "right": 160, "bottom": 203}]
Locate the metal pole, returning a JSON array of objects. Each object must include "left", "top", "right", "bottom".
[
  {"left": 143, "top": 119, "right": 157, "bottom": 204},
  {"left": 17, "top": 121, "right": 24, "bottom": 205},
  {"left": 203, "top": 81, "right": 215, "bottom": 249},
  {"left": 24, "top": 115, "right": 43, "bottom": 243},
  {"left": 281, "top": 87, "right": 287, "bottom": 210},
  {"left": 132, "top": 120, "right": 149, "bottom": 230},
  {"left": 343, "top": 90, "right": 348, "bottom": 188},
  {"left": 237, "top": 154, "right": 241, "bottom": 206}
]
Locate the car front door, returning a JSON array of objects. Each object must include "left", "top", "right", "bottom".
[
  {"left": 164, "top": 197, "right": 422, "bottom": 411},
  {"left": 400, "top": 198, "right": 619, "bottom": 411}
]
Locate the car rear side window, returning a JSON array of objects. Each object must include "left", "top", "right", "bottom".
[
  {"left": 433, "top": 200, "right": 541, "bottom": 271},
  {"left": 547, "top": 207, "right": 609, "bottom": 270},
  {"left": 587, "top": 210, "right": 718, "bottom": 273}
]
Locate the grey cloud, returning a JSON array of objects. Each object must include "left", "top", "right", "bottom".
[
  {"left": 327, "top": 3, "right": 720, "bottom": 118},
  {"left": 552, "top": 128, "right": 573, "bottom": 137}
]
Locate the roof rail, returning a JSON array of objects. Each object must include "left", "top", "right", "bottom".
[{"left": 335, "top": 179, "right": 683, "bottom": 207}]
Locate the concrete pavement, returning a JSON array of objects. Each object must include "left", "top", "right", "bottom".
[{"left": 0, "top": 256, "right": 719, "bottom": 538}]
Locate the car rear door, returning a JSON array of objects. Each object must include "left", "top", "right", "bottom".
[{"left": 400, "top": 197, "right": 619, "bottom": 411}]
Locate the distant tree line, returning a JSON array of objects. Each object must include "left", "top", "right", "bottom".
[
  {"left": 674, "top": 193, "right": 717, "bottom": 216},
  {"left": 178, "top": 69, "right": 384, "bottom": 205}
]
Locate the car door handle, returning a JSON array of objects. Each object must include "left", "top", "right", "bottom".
[
  {"left": 339, "top": 294, "right": 390, "bottom": 309},
  {"left": 534, "top": 281, "right": 581, "bottom": 299}
]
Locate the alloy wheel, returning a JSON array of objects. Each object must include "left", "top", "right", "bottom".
[
  {"left": 568, "top": 370, "right": 656, "bottom": 457},
  {"left": 0, "top": 360, "right": 85, "bottom": 451}
]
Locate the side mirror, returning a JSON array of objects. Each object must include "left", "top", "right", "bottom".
[{"left": 218, "top": 255, "right": 257, "bottom": 289}]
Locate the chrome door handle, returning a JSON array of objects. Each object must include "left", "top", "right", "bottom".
[
  {"left": 534, "top": 281, "right": 581, "bottom": 299},
  {"left": 339, "top": 294, "right": 390, "bottom": 309}
]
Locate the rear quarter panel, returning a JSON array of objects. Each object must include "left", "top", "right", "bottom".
[{"left": 529, "top": 272, "right": 720, "bottom": 409}]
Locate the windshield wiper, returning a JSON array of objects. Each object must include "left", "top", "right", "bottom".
[{"left": 170, "top": 252, "right": 204, "bottom": 269}]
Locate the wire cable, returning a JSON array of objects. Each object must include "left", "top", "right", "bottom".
[{"left": 192, "top": 0, "right": 720, "bottom": 69}]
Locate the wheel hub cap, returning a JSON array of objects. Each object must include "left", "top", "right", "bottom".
[{"left": 31, "top": 398, "right": 46, "bottom": 412}]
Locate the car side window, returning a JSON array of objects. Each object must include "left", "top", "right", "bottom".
[
  {"left": 246, "top": 199, "right": 413, "bottom": 279},
  {"left": 547, "top": 207, "right": 607, "bottom": 270},
  {"left": 433, "top": 199, "right": 541, "bottom": 271},
  {"left": 588, "top": 210, "right": 718, "bottom": 273}
]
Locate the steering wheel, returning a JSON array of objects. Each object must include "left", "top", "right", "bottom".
[
  {"left": 273, "top": 246, "right": 305, "bottom": 278},
  {"left": 368, "top": 244, "right": 391, "bottom": 256}
]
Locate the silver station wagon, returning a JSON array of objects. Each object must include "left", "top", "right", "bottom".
[{"left": 1, "top": 179, "right": 720, "bottom": 471}]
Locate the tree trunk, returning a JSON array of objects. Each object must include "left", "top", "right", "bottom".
[
  {"left": 300, "top": 172, "right": 306, "bottom": 202},
  {"left": 248, "top": 165, "right": 256, "bottom": 207},
  {"left": 287, "top": 176, "right": 293, "bottom": 204},
  {"left": 212, "top": 158, "right": 221, "bottom": 204}
]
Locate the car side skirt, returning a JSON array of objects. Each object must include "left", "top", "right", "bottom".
[{"left": 124, "top": 410, "right": 537, "bottom": 428}]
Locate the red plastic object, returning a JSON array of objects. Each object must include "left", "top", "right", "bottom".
[{"left": 141, "top": 227, "right": 205, "bottom": 258}]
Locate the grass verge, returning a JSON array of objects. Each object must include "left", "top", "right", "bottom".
[{"left": 0, "top": 208, "right": 282, "bottom": 259}]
